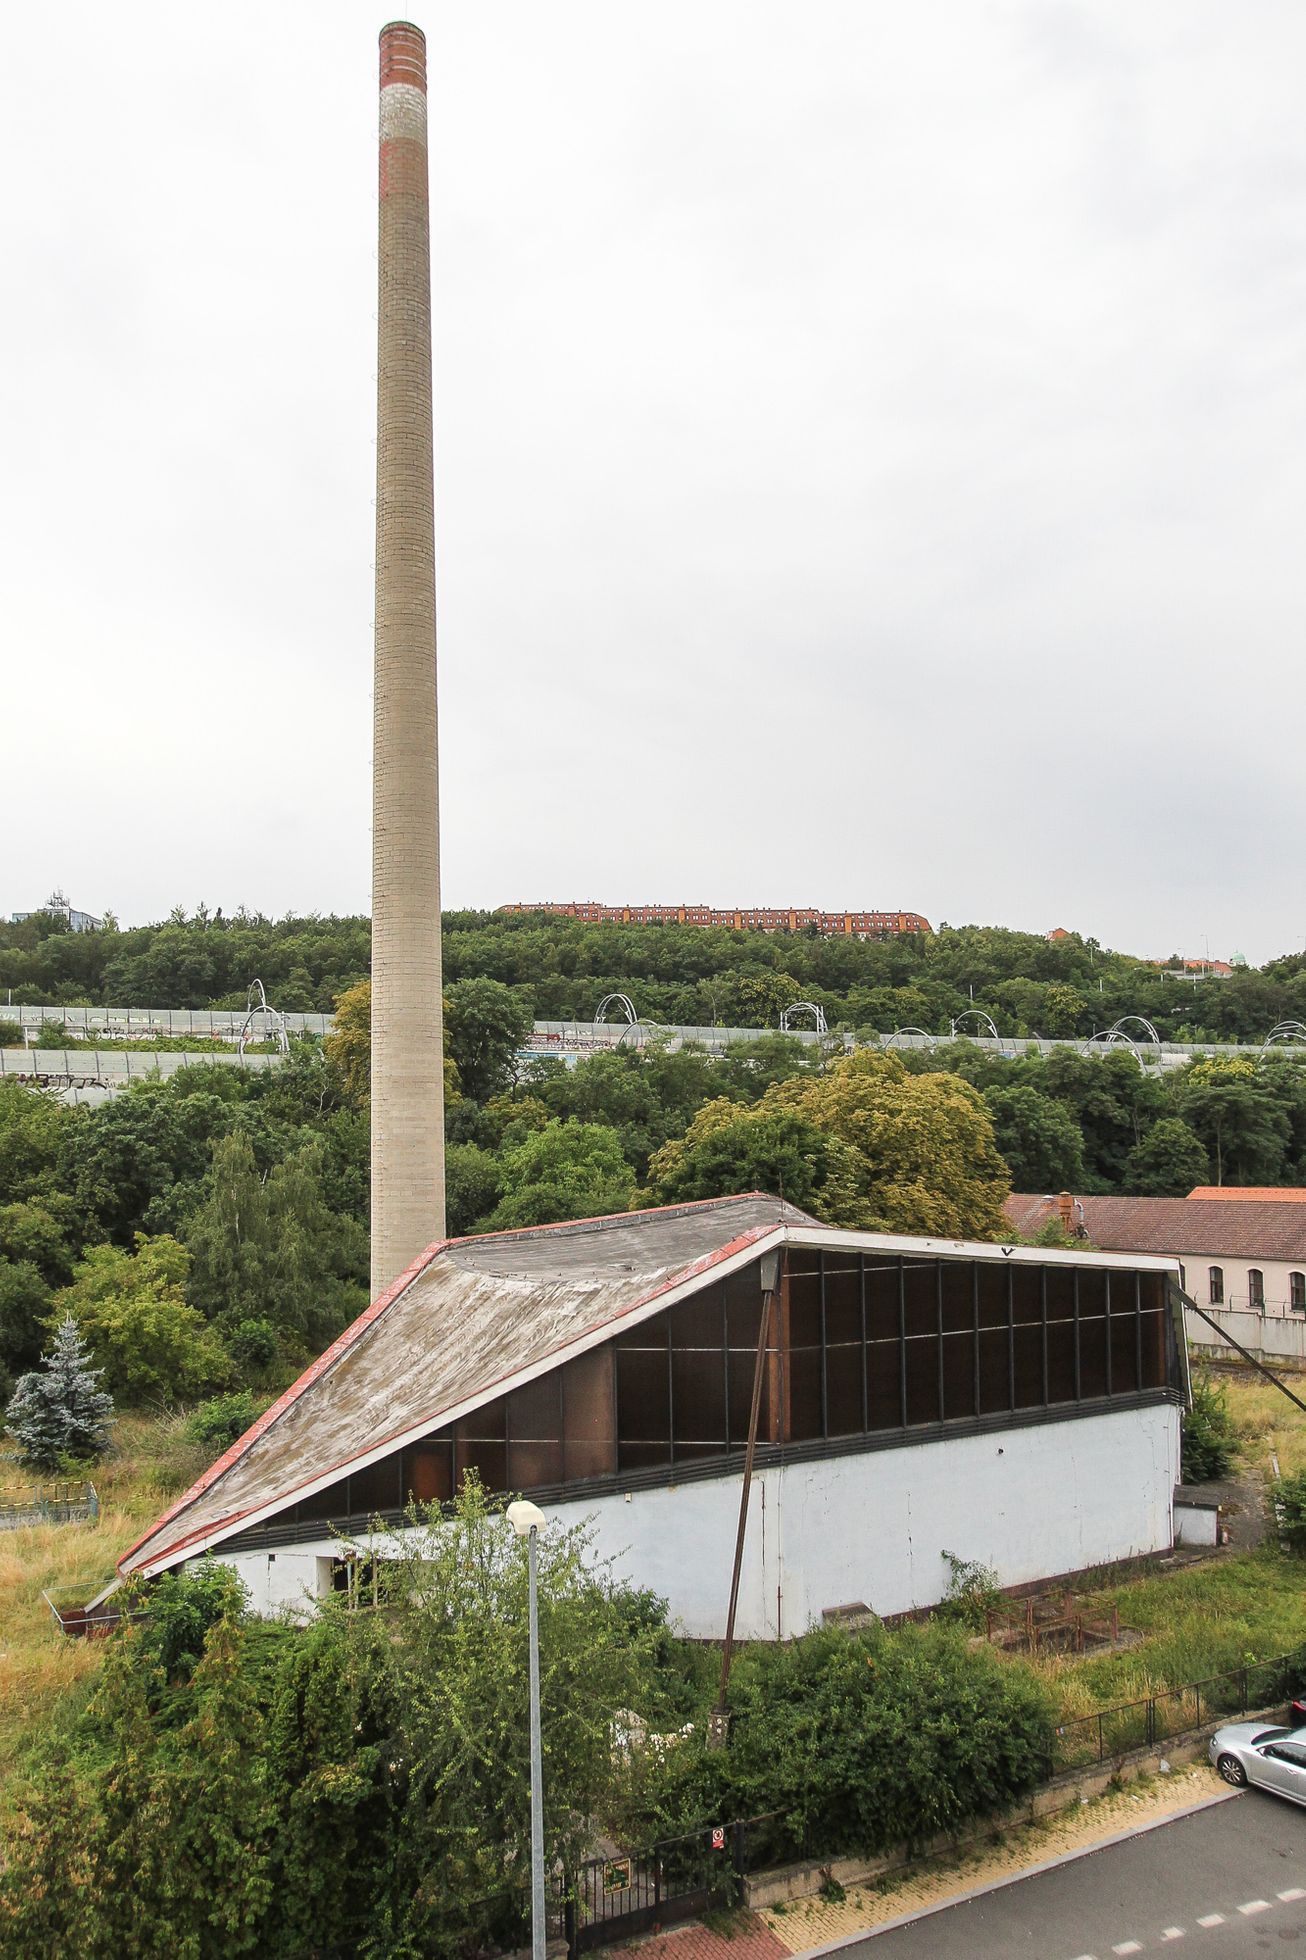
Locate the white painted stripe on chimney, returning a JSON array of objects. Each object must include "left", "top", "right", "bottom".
[{"left": 380, "top": 81, "right": 426, "bottom": 143}]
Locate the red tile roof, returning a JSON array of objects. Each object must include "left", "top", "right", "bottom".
[
  {"left": 1187, "top": 1187, "right": 1306, "bottom": 1203},
  {"left": 1006, "top": 1193, "right": 1306, "bottom": 1261}
]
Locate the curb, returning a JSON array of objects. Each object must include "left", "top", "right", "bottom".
[{"left": 788, "top": 1785, "right": 1241, "bottom": 1955}]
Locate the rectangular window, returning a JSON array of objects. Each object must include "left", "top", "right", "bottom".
[
  {"left": 1292, "top": 1273, "right": 1306, "bottom": 1313},
  {"left": 562, "top": 1348, "right": 616, "bottom": 1482},
  {"left": 1078, "top": 1269, "right": 1109, "bottom": 1398},
  {"left": 1248, "top": 1269, "right": 1265, "bottom": 1311},
  {"left": 1209, "top": 1266, "right": 1224, "bottom": 1306}
]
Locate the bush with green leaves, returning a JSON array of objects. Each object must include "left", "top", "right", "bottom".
[
  {"left": 4, "top": 1315, "right": 114, "bottom": 1469},
  {"left": 52, "top": 1234, "right": 230, "bottom": 1406},
  {"left": 1275, "top": 1469, "right": 1306, "bottom": 1552},
  {"left": 185, "top": 1390, "right": 260, "bottom": 1452},
  {"left": 647, "top": 1621, "right": 1054, "bottom": 1865},
  {"left": 1181, "top": 1369, "right": 1240, "bottom": 1484}
]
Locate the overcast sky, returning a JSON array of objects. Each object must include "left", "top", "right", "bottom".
[{"left": 3, "top": 3, "right": 1303, "bottom": 962}]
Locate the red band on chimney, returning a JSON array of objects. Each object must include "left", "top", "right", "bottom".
[{"left": 380, "top": 21, "right": 427, "bottom": 92}]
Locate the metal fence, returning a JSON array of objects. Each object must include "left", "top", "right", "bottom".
[
  {"left": 0, "top": 1481, "right": 98, "bottom": 1531},
  {"left": 1050, "top": 1650, "right": 1303, "bottom": 1768}
]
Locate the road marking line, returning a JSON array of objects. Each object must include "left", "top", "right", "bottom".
[
  {"left": 1161, "top": 1931, "right": 1185, "bottom": 1942},
  {"left": 1112, "top": 1944, "right": 1142, "bottom": 1955},
  {"left": 1238, "top": 1899, "right": 1271, "bottom": 1915},
  {"left": 1280, "top": 1887, "right": 1306, "bottom": 1902},
  {"left": 1197, "top": 1914, "right": 1225, "bottom": 1927}
]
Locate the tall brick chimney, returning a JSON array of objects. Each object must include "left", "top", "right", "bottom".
[{"left": 371, "top": 20, "right": 446, "bottom": 1295}]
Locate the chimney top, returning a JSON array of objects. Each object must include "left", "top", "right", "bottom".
[{"left": 380, "top": 21, "right": 426, "bottom": 91}]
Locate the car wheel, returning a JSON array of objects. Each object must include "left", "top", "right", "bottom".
[{"left": 1217, "top": 1754, "right": 1247, "bottom": 1787}]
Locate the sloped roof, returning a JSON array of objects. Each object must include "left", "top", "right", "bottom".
[
  {"left": 1007, "top": 1193, "right": 1306, "bottom": 1262},
  {"left": 1187, "top": 1187, "right": 1306, "bottom": 1203},
  {"left": 121, "top": 1194, "right": 812, "bottom": 1580}
]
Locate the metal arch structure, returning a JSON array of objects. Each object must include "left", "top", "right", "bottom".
[
  {"left": 1261, "top": 1021, "right": 1306, "bottom": 1055},
  {"left": 1104, "top": 1015, "right": 1161, "bottom": 1048},
  {"left": 237, "top": 978, "right": 290, "bottom": 1056},
  {"left": 594, "top": 993, "right": 645, "bottom": 1048},
  {"left": 779, "top": 1000, "right": 828, "bottom": 1036},
  {"left": 1080, "top": 1016, "right": 1162, "bottom": 1071},
  {"left": 949, "top": 1009, "right": 1002, "bottom": 1045},
  {"left": 885, "top": 1026, "right": 935, "bottom": 1048}
]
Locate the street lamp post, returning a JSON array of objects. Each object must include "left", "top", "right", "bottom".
[{"left": 507, "top": 1499, "right": 548, "bottom": 1960}]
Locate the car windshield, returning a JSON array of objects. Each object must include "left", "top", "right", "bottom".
[{"left": 1252, "top": 1727, "right": 1292, "bottom": 1744}]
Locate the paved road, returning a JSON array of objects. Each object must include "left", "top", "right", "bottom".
[{"left": 844, "top": 1790, "right": 1306, "bottom": 1958}]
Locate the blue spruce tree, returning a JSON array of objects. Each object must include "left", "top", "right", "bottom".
[{"left": 5, "top": 1316, "right": 114, "bottom": 1470}]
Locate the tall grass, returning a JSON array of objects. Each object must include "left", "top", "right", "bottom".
[
  {"left": 1024, "top": 1372, "right": 1306, "bottom": 1720},
  {"left": 0, "top": 1413, "right": 207, "bottom": 1800}
]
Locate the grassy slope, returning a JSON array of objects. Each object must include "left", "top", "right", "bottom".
[{"left": 0, "top": 1417, "right": 206, "bottom": 1793}]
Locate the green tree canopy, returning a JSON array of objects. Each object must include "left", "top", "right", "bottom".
[
  {"left": 181, "top": 1132, "right": 367, "bottom": 1347},
  {"left": 982, "top": 1084, "right": 1086, "bottom": 1192},
  {"left": 1123, "top": 1117, "right": 1210, "bottom": 1196},
  {"left": 53, "top": 1235, "right": 229, "bottom": 1404},
  {"left": 443, "top": 977, "right": 533, "bottom": 1104},
  {"left": 478, "top": 1120, "right": 637, "bottom": 1232}
]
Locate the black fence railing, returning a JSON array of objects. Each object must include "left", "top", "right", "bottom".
[{"left": 1050, "top": 1650, "right": 1303, "bottom": 1768}]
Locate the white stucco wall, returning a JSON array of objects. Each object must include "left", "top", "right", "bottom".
[
  {"left": 1181, "top": 1254, "right": 1305, "bottom": 1319},
  {"left": 201, "top": 1401, "right": 1180, "bottom": 1637}
]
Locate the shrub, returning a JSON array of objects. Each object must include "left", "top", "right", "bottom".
[
  {"left": 224, "top": 1318, "right": 279, "bottom": 1373},
  {"left": 1275, "top": 1469, "right": 1306, "bottom": 1552},
  {"left": 186, "top": 1391, "right": 259, "bottom": 1452},
  {"left": 0, "top": 1020, "right": 21, "bottom": 1047},
  {"left": 652, "top": 1623, "right": 1054, "bottom": 1863},
  {"left": 1182, "top": 1369, "right": 1239, "bottom": 1484}
]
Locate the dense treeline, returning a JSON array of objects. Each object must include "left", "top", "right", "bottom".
[
  {"left": 5, "top": 904, "right": 1306, "bottom": 1043},
  {"left": 8, "top": 959, "right": 1306, "bottom": 1428}
]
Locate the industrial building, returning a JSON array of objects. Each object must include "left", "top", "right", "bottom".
[
  {"left": 1008, "top": 1189, "right": 1306, "bottom": 1368},
  {"left": 121, "top": 1195, "right": 1188, "bottom": 1636}
]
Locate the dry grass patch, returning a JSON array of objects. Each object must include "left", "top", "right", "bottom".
[{"left": 0, "top": 1413, "right": 207, "bottom": 1795}]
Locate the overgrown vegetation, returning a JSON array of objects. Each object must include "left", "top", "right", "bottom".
[
  {"left": 0, "top": 1485, "right": 1057, "bottom": 1957},
  {"left": 1181, "top": 1368, "right": 1240, "bottom": 1483}
]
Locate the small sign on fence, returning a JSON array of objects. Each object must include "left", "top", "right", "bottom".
[{"left": 710, "top": 1826, "right": 725, "bottom": 1852}]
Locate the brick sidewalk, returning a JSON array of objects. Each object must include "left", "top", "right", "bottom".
[{"left": 616, "top": 1765, "right": 1226, "bottom": 1960}]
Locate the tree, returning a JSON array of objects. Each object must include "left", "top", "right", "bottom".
[
  {"left": 53, "top": 1236, "right": 230, "bottom": 1404},
  {"left": 478, "top": 1121, "right": 637, "bottom": 1231},
  {"left": 1123, "top": 1117, "right": 1209, "bottom": 1196},
  {"left": 982, "top": 1084, "right": 1086, "bottom": 1191},
  {"left": 445, "top": 1141, "right": 503, "bottom": 1237},
  {"left": 1182, "top": 1370, "right": 1239, "bottom": 1484},
  {"left": 336, "top": 1480, "right": 671, "bottom": 1954},
  {"left": 648, "top": 1100, "right": 864, "bottom": 1218},
  {"left": 5, "top": 1315, "right": 114, "bottom": 1468},
  {"left": 1175, "top": 1063, "right": 1290, "bottom": 1187},
  {"left": 771, "top": 1050, "right": 1012, "bottom": 1238},
  {"left": 324, "top": 977, "right": 372, "bottom": 1111},
  {"left": 182, "top": 1132, "right": 367, "bottom": 1347},
  {"left": 444, "top": 977, "right": 533, "bottom": 1104}
]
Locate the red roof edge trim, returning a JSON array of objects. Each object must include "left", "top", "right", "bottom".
[
  {"left": 115, "top": 1232, "right": 454, "bottom": 1576},
  {"left": 123, "top": 1218, "right": 788, "bottom": 1576}
]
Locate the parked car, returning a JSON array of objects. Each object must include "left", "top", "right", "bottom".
[
  {"left": 1291, "top": 1693, "right": 1306, "bottom": 1727},
  {"left": 1210, "top": 1723, "right": 1306, "bottom": 1805}
]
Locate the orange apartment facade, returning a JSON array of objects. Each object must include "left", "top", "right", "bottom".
[{"left": 499, "top": 902, "right": 931, "bottom": 939}]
